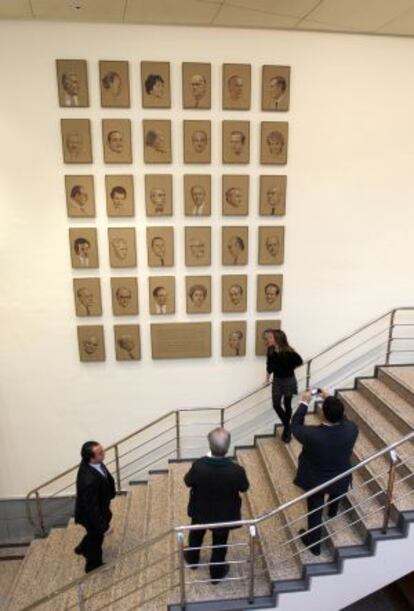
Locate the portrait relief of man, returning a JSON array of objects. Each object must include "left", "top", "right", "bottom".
[
  {"left": 149, "top": 277, "right": 175, "bottom": 315},
  {"left": 143, "top": 120, "right": 172, "bottom": 163},
  {"left": 103, "top": 119, "right": 132, "bottom": 164},
  {"left": 153, "top": 286, "right": 168, "bottom": 314},
  {"left": 222, "top": 321, "right": 247, "bottom": 357},
  {"left": 258, "top": 226, "right": 285, "bottom": 265},
  {"left": 65, "top": 175, "right": 95, "bottom": 218},
  {"left": 257, "top": 275, "right": 283, "bottom": 312},
  {"left": 73, "top": 278, "right": 102, "bottom": 317},
  {"left": 255, "top": 320, "right": 281, "bottom": 356},
  {"left": 222, "top": 175, "right": 249, "bottom": 216},
  {"left": 262, "top": 66, "right": 290, "bottom": 111},
  {"left": 145, "top": 174, "right": 172, "bottom": 216},
  {"left": 77, "top": 325, "right": 105, "bottom": 362},
  {"left": 229, "top": 330, "right": 244, "bottom": 356},
  {"left": 259, "top": 175, "right": 287, "bottom": 216},
  {"left": 184, "top": 175, "right": 211, "bottom": 216},
  {"left": 261, "top": 122, "right": 288, "bottom": 165},
  {"left": 183, "top": 63, "right": 211, "bottom": 109},
  {"left": 222, "top": 121, "right": 249, "bottom": 164},
  {"left": 70, "top": 228, "right": 98, "bottom": 269},
  {"left": 61, "top": 119, "right": 92, "bottom": 164},
  {"left": 222, "top": 275, "right": 247, "bottom": 312},
  {"left": 223, "top": 64, "right": 251, "bottom": 110},
  {"left": 111, "top": 277, "right": 139, "bottom": 316},
  {"left": 56, "top": 60, "right": 89, "bottom": 107},
  {"left": 114, "top": 325, "right": 141, "bottom": 361},
  {"left": 185, "top": 227, "right": 211, "bottom": 267},
  {"left": 105, "top": 175, "right": 134, "bottom": 217},
  {"left": 141, "top": 62, "right": 171, "bottom": 108},
  {"left": 222, "top": 227, "right": 248, "bottom": 266},
  {"left": 184, "top": 121, "right": 211, "bottom": 164},
  {"left": 227, "top": 236, "right": 245, "bottom": 265},
  {"left": 147, "top": 228, "right": 174, "bottom": 267},
  {"left": 100, "top": 61, "right": 130, "bottom": 108},
  {"left": 108, "top": 228, "right": 136, "bottom": 268}
]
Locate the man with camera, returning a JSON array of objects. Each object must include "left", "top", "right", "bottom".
[{"left": 292, "top": 389, "right": 359, "bottom": 556}]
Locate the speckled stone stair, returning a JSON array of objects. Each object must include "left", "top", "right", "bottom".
[
  {"left": 110, "top": 484, "right": 148, "bottom": 610},
  {"left": 378, "top": 366, "right": 414, "bottom": 407},
  {"left": 0, "top": 561, "right": 22, "bottom": 610},
  {"left": 236, "top": 447, "right": 303, "bottom": 582},
  {"left": 338, "top": 390, "right": 414, "bottom": 508},
  {"left": 357, "top": 377, "right": 414, "bottom": 434},
  {"left": 5, "top": 538, "right": 49, "bottom": 610}
]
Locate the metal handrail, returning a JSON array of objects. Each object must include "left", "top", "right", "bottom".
[
  {"left": 22, "top": 427, "right": 414, "bottom": 611},
  {"left": 25, "top": 306, "right": 414, "bottom": 528}
]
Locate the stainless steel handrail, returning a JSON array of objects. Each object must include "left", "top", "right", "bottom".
[
  {"left": 22, "top": 428, "right": 414, "bottom": 611},
  {"left": 25, "top": 306, "right": 414, "bottom": 531}
]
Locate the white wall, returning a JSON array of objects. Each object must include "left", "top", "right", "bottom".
[{"left": 0, "top": 20, "right": 413, "bottom": 496}]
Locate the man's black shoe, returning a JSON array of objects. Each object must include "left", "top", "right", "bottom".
[
  {"left": 184, "top": 550, "right": 199, "bottom": 570},
  {"left": 85, "top": 561, "right": 105, "bottom": 573},
  {"left": 211, "top": 563, "right": 230, "bottom": 584},
  {"left": 299, "top": 529, "right": 321, "bottom": 556},
  {"left": 282, "top": 429, "right": 292, "bottom": 443}
]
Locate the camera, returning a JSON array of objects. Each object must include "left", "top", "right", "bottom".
[{"left": 311, "top": 387, "right": 322, "bottom": 397}]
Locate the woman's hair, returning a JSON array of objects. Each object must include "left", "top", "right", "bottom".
[{"left": 267, "top": 329, "right": 294, "bottom": 353}]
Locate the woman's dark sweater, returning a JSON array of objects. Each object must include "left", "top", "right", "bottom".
[{"left": 266, "top": 349, "right": 303, "bottom": 378}]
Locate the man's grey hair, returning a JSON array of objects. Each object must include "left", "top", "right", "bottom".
[{"left": 208, "top": 428, "right": 231, "bottom": 457}]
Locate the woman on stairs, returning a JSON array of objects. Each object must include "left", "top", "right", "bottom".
[{"left": 265, "top": 329, "right": 303, "bottom": 443}]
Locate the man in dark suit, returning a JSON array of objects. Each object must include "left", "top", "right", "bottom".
[
  {"left": 184, "top": 428, "right": 249, "bottom": 583},
  {"left": 74, "top": 441, "right": 116, "bottom": 572},
  {"left": 292, "top": 390, "right": 358, "bottom": 556}
]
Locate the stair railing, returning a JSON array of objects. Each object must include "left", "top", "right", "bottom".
[
  {"left": 21, "top": 427, "right": 414, "bottom": 611},
  {"left": 25, "top": 306, "right": 414, "bottom": 536}
]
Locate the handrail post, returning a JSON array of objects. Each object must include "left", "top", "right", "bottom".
[
  {"left": 176, "top": 411, "right": 181, "bottom": 460},
  {"left": 248, "top": 524, "right": 257, "bottom": 604},
  {"left": 385, "top": 310, "right": 396, "bottom": 364},
  {"left": 34, "top": 491, "right": 46, "bottom": 537},
  {"left": 114, "top": 444, "right": 122, "bottom": 493},
  {"left": 177, "top": 531, "right": 186, "bottom": 610},
  {"left": 382, "top": 449, "right": 399, "bottom": 534},
  {"left": 306, "top": 360, "right": 311, "bottom": 389},
  {"left": 220, "top": 407, "right": 225, "bottom": 428},
  {"left": 76, "top": 582, "right": 86, "bottom": 611}
]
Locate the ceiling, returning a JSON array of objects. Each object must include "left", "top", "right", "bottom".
[{"left": 3, "top": 0, "right": 414, "bottom": 36}]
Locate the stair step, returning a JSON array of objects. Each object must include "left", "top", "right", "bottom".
[
  {"left": 168, "top": 461, "right": 271, "bottom": 606},
  {"left": 111, "top": 484, "right": 148, "bottom": 610},
  {"left": 237, "top": 447, "right": 303, "bottom": 582},
  {"left": 5, "top": 537, "right": 49, "bottom": 610},
  {"left": 358, "top": 377, "right": 414, "bottom": 433},
  {"left": 379, "top": 366, "right": 414, "bottom": 407},
  {"left": 0, "top": 559, "right": 22, "bottom": 609}
]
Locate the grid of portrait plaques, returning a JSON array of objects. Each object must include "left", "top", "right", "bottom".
[{"left": 59, "top": 59, "right": 290, "bottom": 362}]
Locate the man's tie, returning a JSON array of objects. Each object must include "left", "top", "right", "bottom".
[{"left": 161, "top": 258, "right": 165, "bottom": 266}]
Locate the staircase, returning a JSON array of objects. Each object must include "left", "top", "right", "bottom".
[{"left": 3, "top": 364, "right": 414, "bottom": 611}]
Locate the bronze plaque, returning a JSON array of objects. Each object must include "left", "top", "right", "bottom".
[{"left": 151, "top": 322, "right": 211, "bottom": 359}]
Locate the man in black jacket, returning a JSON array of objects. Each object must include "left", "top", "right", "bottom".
[
  {"left": 184, "top": 428, "right": 249, "bottom": 582},
  {"left": 74, "top": 441, "right": 116, "bottom": 572},
  {"left": 292, "top": 390, "right": 358, "bottom": 556}
]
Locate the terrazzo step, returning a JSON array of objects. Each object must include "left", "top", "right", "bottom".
[
  {"left": 126, "top": 472, "right": 173, "bottom": 610},
  {"left": 257, "top": 436, "right": 336, "bottom": 563},
  {"left": 302, "top": 413, "right": 386, "bottom": 533},
  {"left": 236, "top": 447, "right": 303, "bottom": 582},
  {"left": 279, "top": 436, "right": 366, "bottom": 549},
  {"left": 338, "top": 390, "right": 414, "bottom": 487},
  {"left": 0, "top": 560, "right": 22, "bottom": 610},
  {"left": 357, "top": 377, "right": 414, "bottom": 436},
  {"left": 378, "top": 366, "right": 414, "bottom": 407},
  {"left": 111, "top": 484, "right": 149, "bottom": 610},
  {"left": 81, "top": 494, "right": 128, "bottom": 611},
  {"left": 168, "top": 461, "right": 271, "bottom": 607},
  {"left": 5, "top": 537, "right": 49, "bottom": 610}
]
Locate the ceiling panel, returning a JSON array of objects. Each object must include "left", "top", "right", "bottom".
[
  {"left": 305, "top": 0, "right": 414, "bottom": 31},
  {"left": 125, "top": 0, "right": 220, "bottom": 24},
  {"left": 0, "top": 0, "right": 32, "bottom": 19},
  {"left": 378, "top": 6, "right": 414, "bottom": 34},
  {"left": 31, "top": 0, "right": 126, "bottom": 22},
  {"left": 213, "top": 4, "right": 299, "bottom": 27},
  {"left": 222, "top": 0, "right": 321, "bottom": 19}
]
